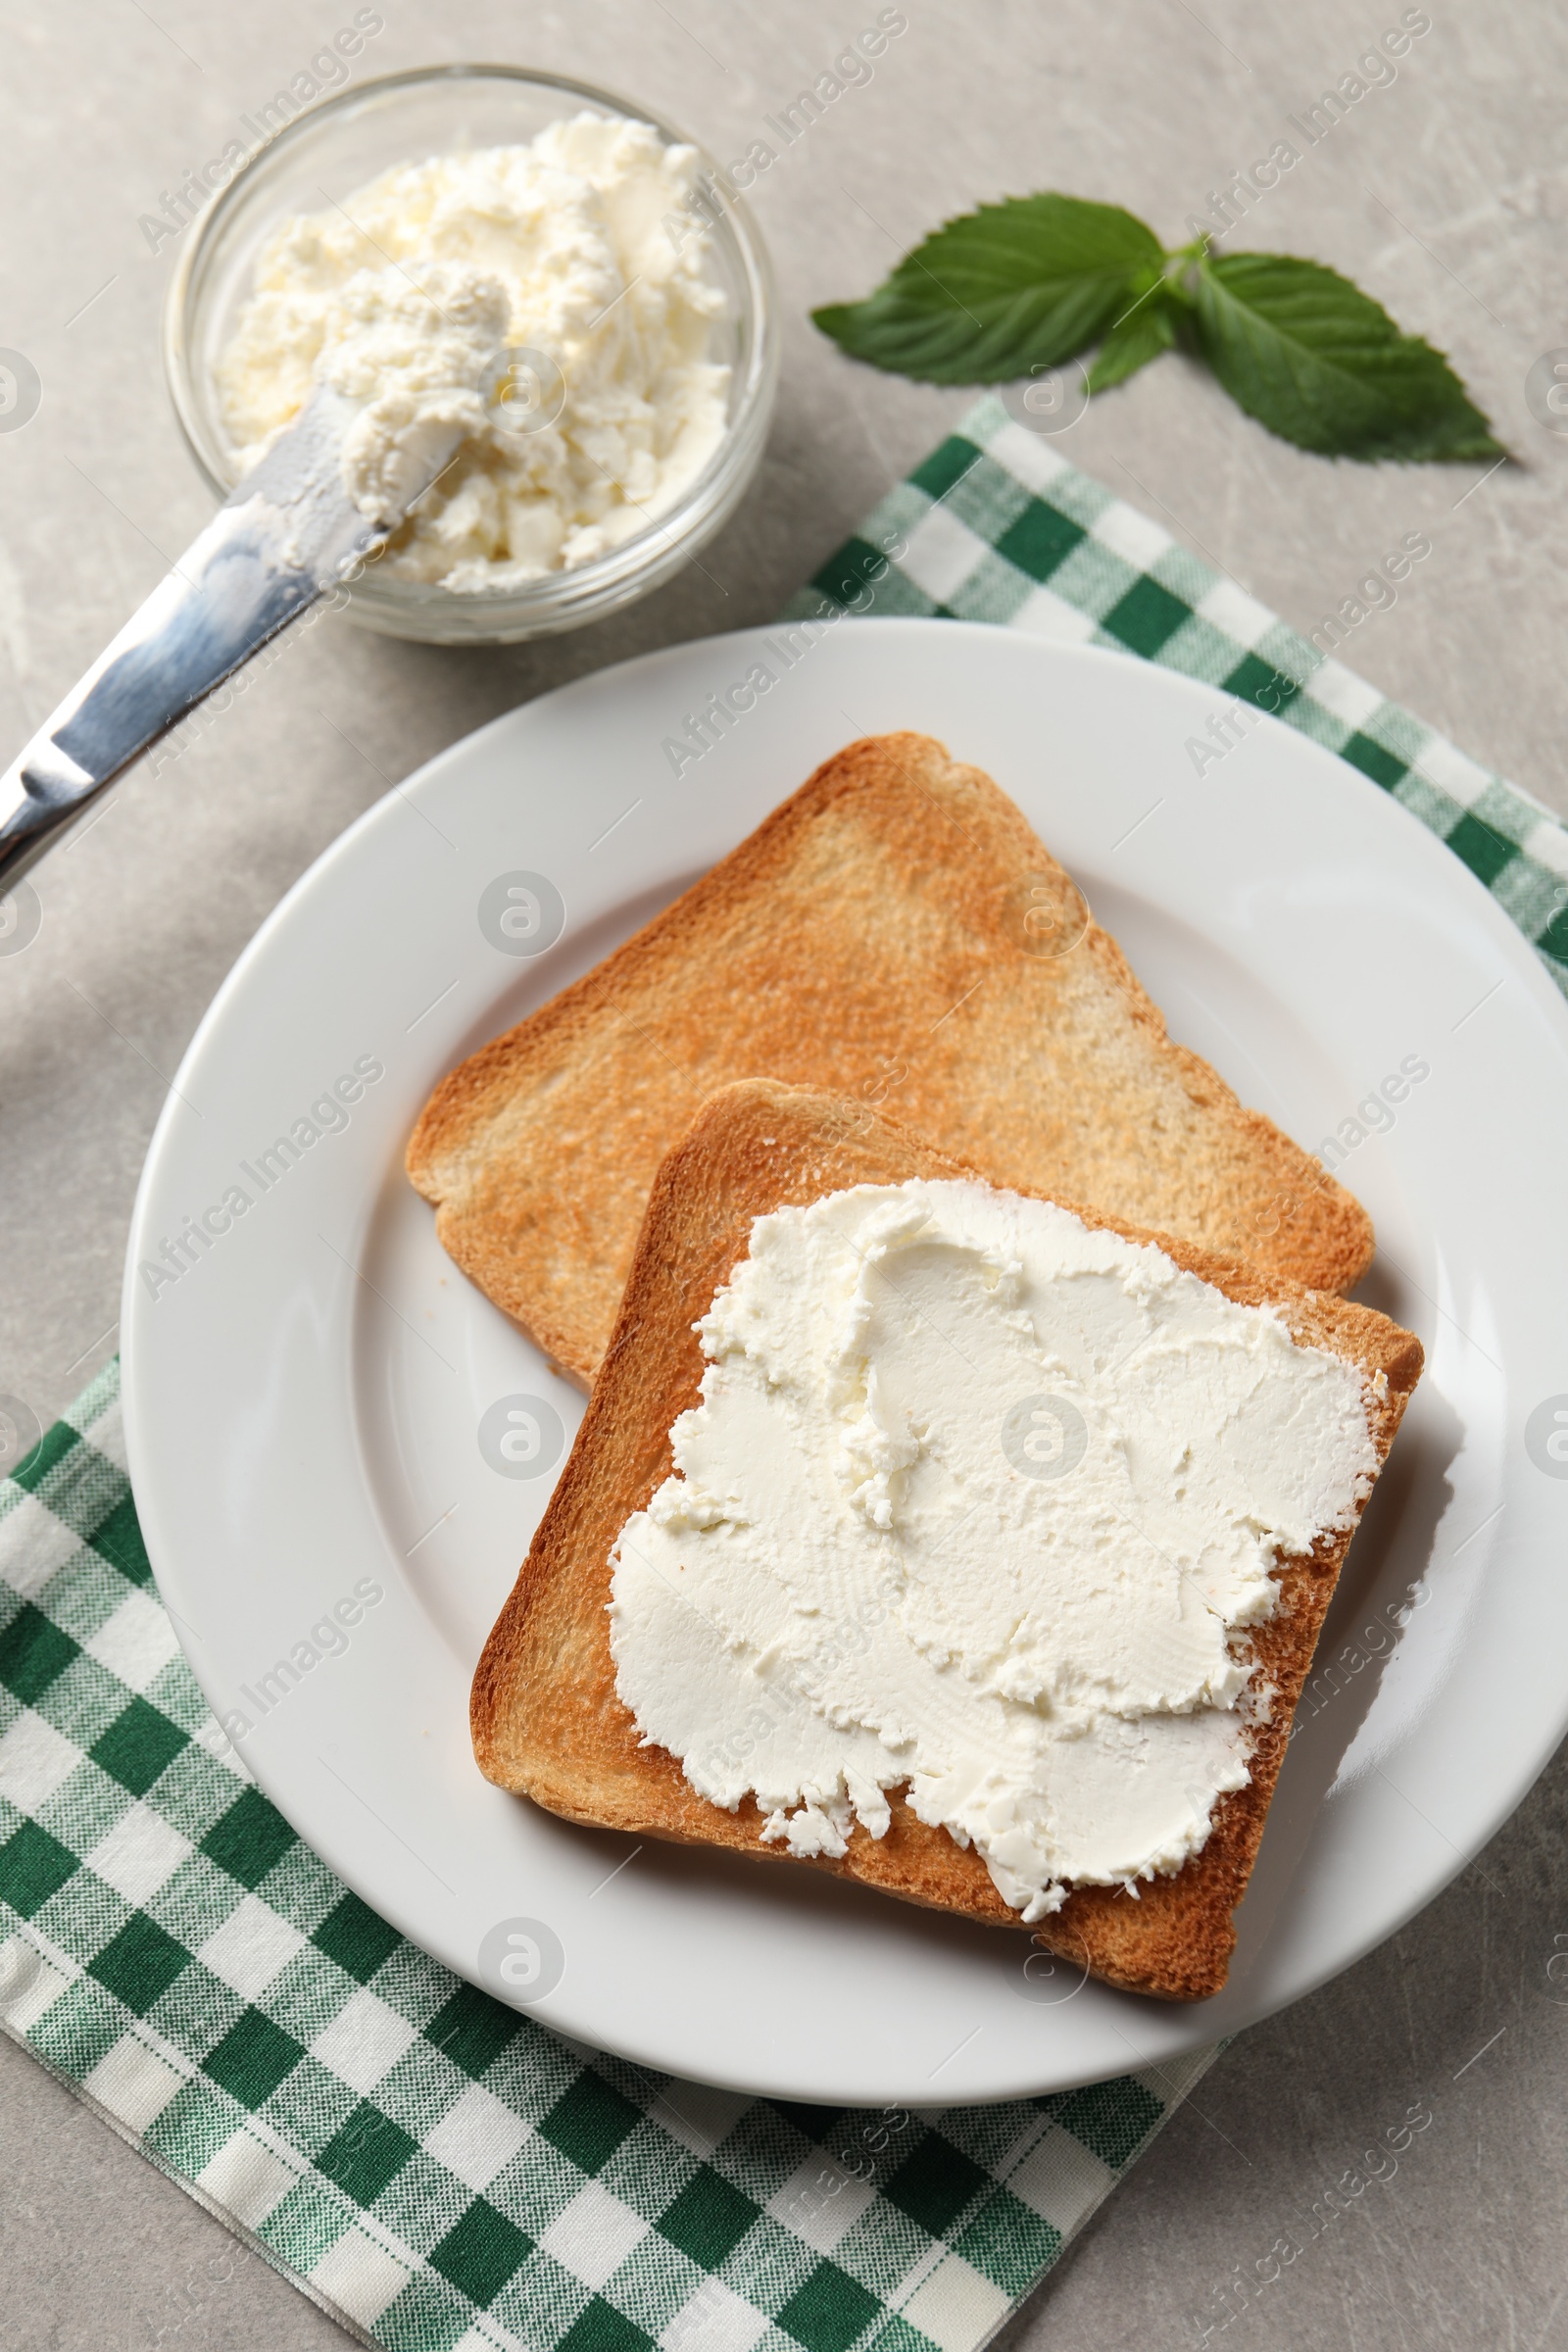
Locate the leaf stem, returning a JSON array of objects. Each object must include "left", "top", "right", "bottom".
[{"left": 1159, "top": 239, "right": 1209, "bottom": 306}]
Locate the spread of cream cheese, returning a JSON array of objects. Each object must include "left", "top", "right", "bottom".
[
  {"left": 215, "top": 113, "right": 730, "bottom": 588},
  {"left": 608, "top": 1179, "right": 1379, "bottom": 1921}
]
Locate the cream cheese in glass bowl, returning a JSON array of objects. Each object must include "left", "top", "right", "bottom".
[{"left": 165, "top": 66, "right": 777, "bottom": 643}]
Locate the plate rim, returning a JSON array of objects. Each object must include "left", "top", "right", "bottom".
[{"left": 122, "top": 615, "right": 1568, "bottom": 2101}]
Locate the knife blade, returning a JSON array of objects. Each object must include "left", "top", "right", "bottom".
[{"left": 0, "top": 386, "right": 461, "bottom": 894}]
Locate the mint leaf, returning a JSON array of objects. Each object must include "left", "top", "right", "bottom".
[
  {"left": 811, "top": 190, "right": 1504, "bottom": 464},
  {"left": 1085, "top": 290, "right": 1179, "bottom": 394},
  {"left": 812, "top": 194, "right": 1163, "bottom": 385},
  {"left": 1193, "top": 253, "right": 1504, "bottom": 462}
]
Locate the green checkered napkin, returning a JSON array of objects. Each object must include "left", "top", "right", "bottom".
[
  {"left": 5, "top": 396, "right": 1562, "bottom": 2352},
  {"left": 787, "top": 394, "right": 1568, "bottom": 1003},
  {"left": 0, "top": 1361, "right": 1210, "bottom": 2351}
]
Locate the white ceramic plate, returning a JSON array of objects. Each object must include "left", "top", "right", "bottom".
[{"left": 123, "top": 618, "right": 1568, "bottom": 2105}]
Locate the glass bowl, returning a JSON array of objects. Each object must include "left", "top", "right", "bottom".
[{"left": 163, "top": 64, "right": 778, "bottom": 645}]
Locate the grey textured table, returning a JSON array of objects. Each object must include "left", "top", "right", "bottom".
[{"left": 3, "top": 4, "right": 1566, "bottom": 2347}]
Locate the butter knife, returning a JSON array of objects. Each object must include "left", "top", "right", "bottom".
[{"left": 0, "top": 388, "right": 460, "bottom": 893}]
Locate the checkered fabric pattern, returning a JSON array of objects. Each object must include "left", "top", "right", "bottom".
[
  {"left": 8, "top": 407, "right": 1552, "bottom": 2351},
  {"left": 0, "top": 1359, "right": 1213, "bottom": 2347},
  {"left": 786, "top": 394, "right": 1568, "bottom": 1001}
]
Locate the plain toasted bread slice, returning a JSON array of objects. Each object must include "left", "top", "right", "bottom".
[
  {"left": 409, "top": 732, "right": 1372, "bottom": 1387},
  {"left": 473, "top": 1079, "right": 1422, "bottom": 2003}
]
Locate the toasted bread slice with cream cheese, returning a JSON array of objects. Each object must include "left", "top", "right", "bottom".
[
  {"left": 472, "top": 1079, "right": 1421, "bottom": 2003},
  {"left": 408, "top": 732, "right": 1373, "bottom": 1387}
]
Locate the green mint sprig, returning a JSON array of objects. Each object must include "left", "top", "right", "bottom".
[{"left": 811, "top": 193, "right": 1503, "bottom": 463}]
